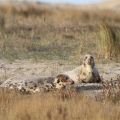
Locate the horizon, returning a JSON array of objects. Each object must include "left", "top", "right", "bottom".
[
  {"left": 39, "top": 0, "right": 102, "bottom": 4},
  {"left": 0, "top": 0, "right": 105, "bottom": 5}
]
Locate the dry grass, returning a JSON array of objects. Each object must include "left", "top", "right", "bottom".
[
  {"left": 0, "top": 87, "right": 120, "bottom": 120},
  {"left": 0, "top": 4, "right": 119, "bottom": 63},
  {"left": 97, "top": 22, "right": 120, "bottom": 60},
  {"left": 0, "top": 77, "right": 120, "bottom": 120}
]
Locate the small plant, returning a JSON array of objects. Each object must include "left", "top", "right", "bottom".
[{"left": 102, "top": 75, "right": 120, "bottom": 103}]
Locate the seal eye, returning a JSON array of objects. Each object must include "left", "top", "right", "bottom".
[
  {"left": 91, "top": 56, "right": 93, "bottom": 59},
  {"left": 65, "top": 76, "right": 69, "bottom": 80},
  {"left": 57, "top": 79, "right": 60, "bottom": 83}
]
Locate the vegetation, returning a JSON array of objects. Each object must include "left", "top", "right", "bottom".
[
  {"left": 97, "top": 23, "right": 120, "bottom": 60},
  {"left": 0, "top": 4, "right": 119, "bottom": 62},
  {"left": 0, "top": 3, "right": 120, "bottom": 120},
  {"left": 0, "top": 76, "right": 120, "bottom": 120}
]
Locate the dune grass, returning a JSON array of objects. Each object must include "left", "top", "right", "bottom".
[
  {"left": 0, "top": 73, "right": 120, "bottom": 120},
  {"left": 97, "top": 23, "right": 120, "bottom": 60},
  {"left": 0, "top": 86, "right": 120, "bottom": 120},
  {"left": 0, "top": 4, "right": 119, "bottom": 63}
]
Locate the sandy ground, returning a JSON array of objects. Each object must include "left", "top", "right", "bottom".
[
  {"left": 0, "top": 59, "right": 119, "bottom": 97},
  {"left": 0, "top": 59, "right": 119, "bottom": 82}
]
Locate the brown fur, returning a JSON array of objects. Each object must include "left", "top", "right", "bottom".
[{"left": 54, "top": 74, "right": 74, "bottom": 89}]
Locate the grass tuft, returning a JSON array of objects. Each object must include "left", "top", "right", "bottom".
[{"left": 97, "top": 23, "right": 120, "bottom": 60}]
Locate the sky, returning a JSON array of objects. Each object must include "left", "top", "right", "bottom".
[{"left": 39, "top": 0, "right": 102, "bottom": 4}]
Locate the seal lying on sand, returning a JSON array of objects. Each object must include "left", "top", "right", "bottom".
[
  {"left": 54, "top": 54, "right": 101, "bottom": 89},
  {"left": 0, "top": 76, "right": 54, "bottom": 93}
]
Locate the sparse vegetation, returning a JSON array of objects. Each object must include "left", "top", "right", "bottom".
[
  {"left": 0, "top": 80, "right": 120, "bottom": 120},
  {"left": 102, "top": 75, "right": 120, "bottom": 103},
  {"left": 0, "top": 4, "right": 119, "bottom": 62}
]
